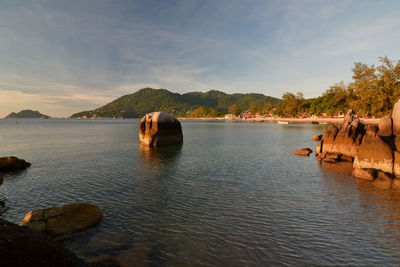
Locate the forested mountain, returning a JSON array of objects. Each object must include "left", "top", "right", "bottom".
[
  {"left": 5, "top": 110, "right": 50, "bottom": 119},
  {"left": 71, "top": 88, "right": 281, "bottom": 118}
]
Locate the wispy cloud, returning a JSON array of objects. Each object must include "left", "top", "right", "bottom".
[{"left": 0, "top": 0, "right": 400, "bottom": 116}]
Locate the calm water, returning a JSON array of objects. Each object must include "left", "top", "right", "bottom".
[{"left": 1, "top": 119, "right": 400, "bottom": 266}]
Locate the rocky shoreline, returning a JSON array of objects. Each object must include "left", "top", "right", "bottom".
[{"left": 314, "top": 99, "right": 400, "bottom": 183}]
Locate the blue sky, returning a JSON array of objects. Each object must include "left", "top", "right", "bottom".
[{"left": 0, "top": 0, "right": 399, "bottom": 117}]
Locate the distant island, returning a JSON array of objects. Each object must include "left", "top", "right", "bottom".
[
  {"left": 71, "top": 88, "right": 280, "bottom": 119},
  {"left": 5, "top": 110, "right": 51, "bottom": 119}
]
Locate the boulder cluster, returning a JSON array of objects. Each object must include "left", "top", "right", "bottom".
[{"left": 316, "top": 100, "right": 400, "bottom": 182}]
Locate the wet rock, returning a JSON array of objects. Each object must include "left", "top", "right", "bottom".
[
  {"left": 310, "top": 135, "right": 322, "bottom": 141},
  {"left": 0, "top": 219, "right": 88, "bottom": 267},
  {"left": 353, "top": 125, "right": 394, "bottom": 179},
  {"left": 0, "top": 156, "right": 31, "bottom": 172},
  {"left": 323, "top": 153, "right": 341, "bottom": 163},
  {"left": 292, "top": 148, "right": 312, "bottom": 156},
  {"left": 352, "top": 168, "right": 376, "bottom": 180},
  {"left": 21, "top": 202, "right": 103, "bottom": 240},
  {"left": 139, "top": 112, "right": 183, "bottom": 147}
]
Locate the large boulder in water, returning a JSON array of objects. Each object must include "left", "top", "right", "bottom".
[
  {"left": 21, "top": 203, "right": 103, "bottom": 240},
  {"left": 0, "top": 219, "right": 88, "bottom": 266},
  {"left": 353, "top": 125, "right": 394, "bottom": 180},
  {"left": 139, "top": 112, "right": 183, "bottom": 147},
  {"left": 0, "top": 156, "right": 31, "bottom": 172}
]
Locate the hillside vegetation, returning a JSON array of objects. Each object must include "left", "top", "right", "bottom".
[
  {"left": 71, "top": 88, "right": 280, "bottom": 118},
  {"left": 71, "top": 56, "right": 400, "bottom": 119}
]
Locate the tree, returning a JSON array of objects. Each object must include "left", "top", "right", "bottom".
[{"left": 228, "top": 104, "right": 241, "bottom": 115}]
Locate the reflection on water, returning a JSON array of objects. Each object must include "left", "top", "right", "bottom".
[
  {"left": 2, "top": 119, "right": 400, "bottom": 265},
  {"left": 139, "top": 144, "right": 182, "bottom": 167}
]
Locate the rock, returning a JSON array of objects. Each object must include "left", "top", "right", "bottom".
[
  {"left": 352, "top": 168, "right": 377, "bottom": 180},
  {"left": 378, "top": 116, "right": 393, "bottom": 137},
  {"left": 310, "top": 135, "right": 322, "bottom": 141},
  {"left": 353, "top": 125, "right": 394, "bottom": 179},
  {"left": 293, "top": 148, "right": 313, "bottom": 156},
  {"left": 139, "top": 112, "right": 183, "bottom": 147},
  {"left": 317, "top": 125, "right": 339, "bottom": 154},
  {"left": 0, "top": 156, "right": 31, "bottom": 172},
  {"left": 0, "top": 219, "right": 88, "bottom": 266},
  {"left": 392, "top": 99, "right": 400, "bottom": 136},
  {"left": 88, "top": 255, "right": 126, "bottom": 267},
  {"left": 21, "top": 202, "right": 103, "bottom": 240},
  {"left": 329, "top": 118, "right": 364, "bottom": 158},
  {"left": 323, "top": 153, "right": 341, "bottom": 163},
  {"left": 317, "top": 110, "right": 365, "bottom": 161},
  {"left": 394, "top": 151, "right": 400, "bottom": 177},
  {"left": 344, "top": 109, "right": 356, "bottom": 122}
]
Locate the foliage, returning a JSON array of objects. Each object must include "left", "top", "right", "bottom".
[
  {"left": 71, "top": 88, "right": 280, "bottom": 118},
  {"left": 275, "top": 56, "right": 400, "bottom": 117}
]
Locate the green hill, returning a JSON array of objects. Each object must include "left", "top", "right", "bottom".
[
  {"left": 71, "top": 88, "right": 281, "bottom": 118},
  {"left": 5, "top": 110, "right": 50, "bottom": 119}
]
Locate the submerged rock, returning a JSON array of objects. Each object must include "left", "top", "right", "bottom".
[
  {"left": 21, "top": 202, "right": 103, "bottom": 240},
  {"left": 0, "top": 156, "right": 31, "bottom": 172},
  {"left": 139, "top": 112, "right": 183, "bottom": 147},
  {"left": 0, "top": 219, "right": 88, "bottom": 266},
  {"left": 293, "top": 148, "right": 313, "bottom": 156}
]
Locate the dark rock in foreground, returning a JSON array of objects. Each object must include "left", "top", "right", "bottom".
[
  {"left": 0, "top": 219, "right": 87, "bottom": 267},
  {"left": 21, "top": 202, "right": 103, "bottom": 241},
  {"left": 293, "top": 148, "right": 313, "bottom": 156},
  {"left": 0, "top": 156, "right": 31, "bottom": 172},
  {"left": 139, "top": 112, "right": 183, "bottom": 147}
]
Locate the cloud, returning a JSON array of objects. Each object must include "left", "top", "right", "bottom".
[{"left": 1, "top": 0, "right": 400, "bottom": 115}]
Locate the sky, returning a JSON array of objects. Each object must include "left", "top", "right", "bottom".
[{"left": 0, "top": 0, "right": 400, "bottom": 117}]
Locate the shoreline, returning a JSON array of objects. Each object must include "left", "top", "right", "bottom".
[{"left": 178, "top": 117, "right": 381, "bottom": 125}]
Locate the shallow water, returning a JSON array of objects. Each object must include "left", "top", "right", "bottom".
[{"left": 1, "top": 119, "right": 400, "bottom": 265}]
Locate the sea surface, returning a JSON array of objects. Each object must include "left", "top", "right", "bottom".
[{"left": 1, "top": 119, "right": 400, "bottom": 266}]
